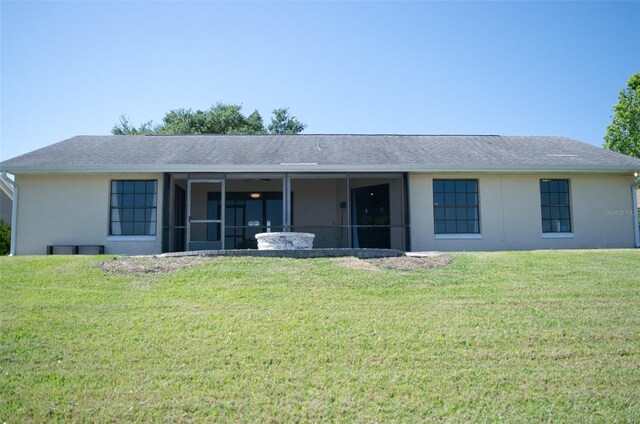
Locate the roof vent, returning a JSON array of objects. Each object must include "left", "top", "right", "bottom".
[{"left": 279, "top": 162, "right": 318, "bottom": 166}]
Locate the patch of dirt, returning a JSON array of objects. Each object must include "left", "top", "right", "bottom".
[
  {"left": 330, "top": 257, "right": 380, "bottom": 271},
  {"left": 99, "top": 256, "right": 205, "bottom": 274},
  {"left": 101, "top": 254, "right": 453, "bottom": 275},
  {"left": 332, "top": 255, "right": 453, "bottom": 271},
  {"left": 367, "top": 255, "right": 453, "bottom": 271}
]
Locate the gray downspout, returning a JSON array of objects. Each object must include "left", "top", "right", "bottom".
[
  {"left": 403, "top": 172, "right": 411, "bottom": 252},
  {"left": 2, "top": 172, "right": 18, "bottom": 256},
  {"left": 11, "top": 184, "right": 17, "bottom": 255},
  {"left": 633, "top": 174, "right": 639, "bottom": 248}
]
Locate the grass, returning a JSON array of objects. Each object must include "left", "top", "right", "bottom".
[{"left": 1, "top": 250, "right": 639, "bottom": 422}]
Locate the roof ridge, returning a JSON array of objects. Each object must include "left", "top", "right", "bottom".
[
  {"left": 138, "top": 133, "right": 506, "bottom": 137},
  {"left": 77, "top": 133, "right": 575, "bottom": 138}
]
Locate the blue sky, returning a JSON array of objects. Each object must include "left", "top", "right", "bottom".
[{"left": 1, "top": 1, "right": 639, "bottom": 160}]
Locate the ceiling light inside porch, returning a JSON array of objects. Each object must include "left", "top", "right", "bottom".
[{"left": 250, "top": 193, "right": 261, "bottom": 199}]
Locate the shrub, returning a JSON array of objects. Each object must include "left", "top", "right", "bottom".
[{"left": 0, "top": 219, "right": 10, "bottom": 255}]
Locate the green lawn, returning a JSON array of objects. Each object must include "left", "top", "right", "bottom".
[{"left": 1, "top": 250, "right": 639, "bottom": 422}]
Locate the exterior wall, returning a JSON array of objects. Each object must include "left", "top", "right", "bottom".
[
  {"left": 15, "top": 173, "right": 164, "bottom": 255},
  {"left": 13, "top": 171, "right": 636, "bottom": 254},
  {"left": 409, "top": 173, "right": 636, "bottom": 251}
]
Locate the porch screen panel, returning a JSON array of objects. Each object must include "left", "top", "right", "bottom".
[
  {"left": 222, "top": 177, "right": 285, "bottom": 248},
  {"left": 290, "top": 177, "right": 349, "bottom": 248},
  {"left": 348, "top": 176, "right": 406, "bottom": 250},
  {"left": 188, "top": 181, "right": 223, "bottom": 250}
]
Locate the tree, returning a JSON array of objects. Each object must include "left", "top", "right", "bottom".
[
  {"left": 268, "top": 108, "right": 307, "bottom": 134},
  {"left": 111, "top": 115, "right": 158, "bottom": 135},
  {"left": 0, "top": 219, "right": 10, "bottom": 256},
  {"left": 604, "top": 73, "right": 640, "bottom": 158},
  {"left": 112, "top": 103, "right": 306, "bottom": 136}
]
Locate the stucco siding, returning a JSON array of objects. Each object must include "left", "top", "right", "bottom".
[
  {"left": 409, "top": 173, "right": 636, "bottom": 251},
  {"left": 12, "top": 171, "right": 637, "bottom": 254},
  {"left": 15, "top": 173, "right": 164, "bottom": 255}
]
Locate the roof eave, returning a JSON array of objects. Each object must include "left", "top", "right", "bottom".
[{"left": 2, "top": 163, "right": 640, "bottom": 174}]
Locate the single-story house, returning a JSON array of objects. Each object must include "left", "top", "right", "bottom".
[{"left": 1, "top": 134, "right": 639, "bottom": 255}]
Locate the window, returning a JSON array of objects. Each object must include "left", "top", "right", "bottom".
[
  {"left": 110, "top": 180, "right": 157, "bottom": 236},
  {"left": 540, "top": 179, "right": 571, "bottom": 233},
  {"left": 433, "top": 179, "right": 480, "bottom": 234}
]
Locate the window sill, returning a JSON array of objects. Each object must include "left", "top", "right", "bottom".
[
  {"left": 435, "top": 234, "right": 483, "bottom": 240},
  {"left": 542, "top": 233, "right": 574, "bottom": 239},
  {"left": 107, "top": 236, "right": 157, "bottom": 242}
]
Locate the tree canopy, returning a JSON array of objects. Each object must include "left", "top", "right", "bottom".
[
  {"left": 604, "top": 73, "right": 640, "bottom": 158},
  {"left": 268, "top": 108, "right": 307, "bottom": 135},
  {"left": 112, "top": 103, "right": 306, "bottom": 136}
]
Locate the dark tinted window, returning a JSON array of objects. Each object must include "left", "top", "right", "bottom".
[
  {"left": 110, "top": 180, "right": 157, "bottom": 236},
  {"left": 540, "top": 179, "right": 571, "bottom": 233},
  {"left": 433, "top": 179, "right": 480, "bottom": 234}
]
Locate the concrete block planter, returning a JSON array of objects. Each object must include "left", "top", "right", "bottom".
[{"left": 255, "top": 232, "right": 315, "bottom": 250}]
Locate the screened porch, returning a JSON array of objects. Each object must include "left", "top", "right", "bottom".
[{"left": 161, "top": 173, "right": 409, "bottom": 252}]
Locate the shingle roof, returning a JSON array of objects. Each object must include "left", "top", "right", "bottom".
[{"left": 2, "top": 134, "right": 640, "bottom": 173}]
